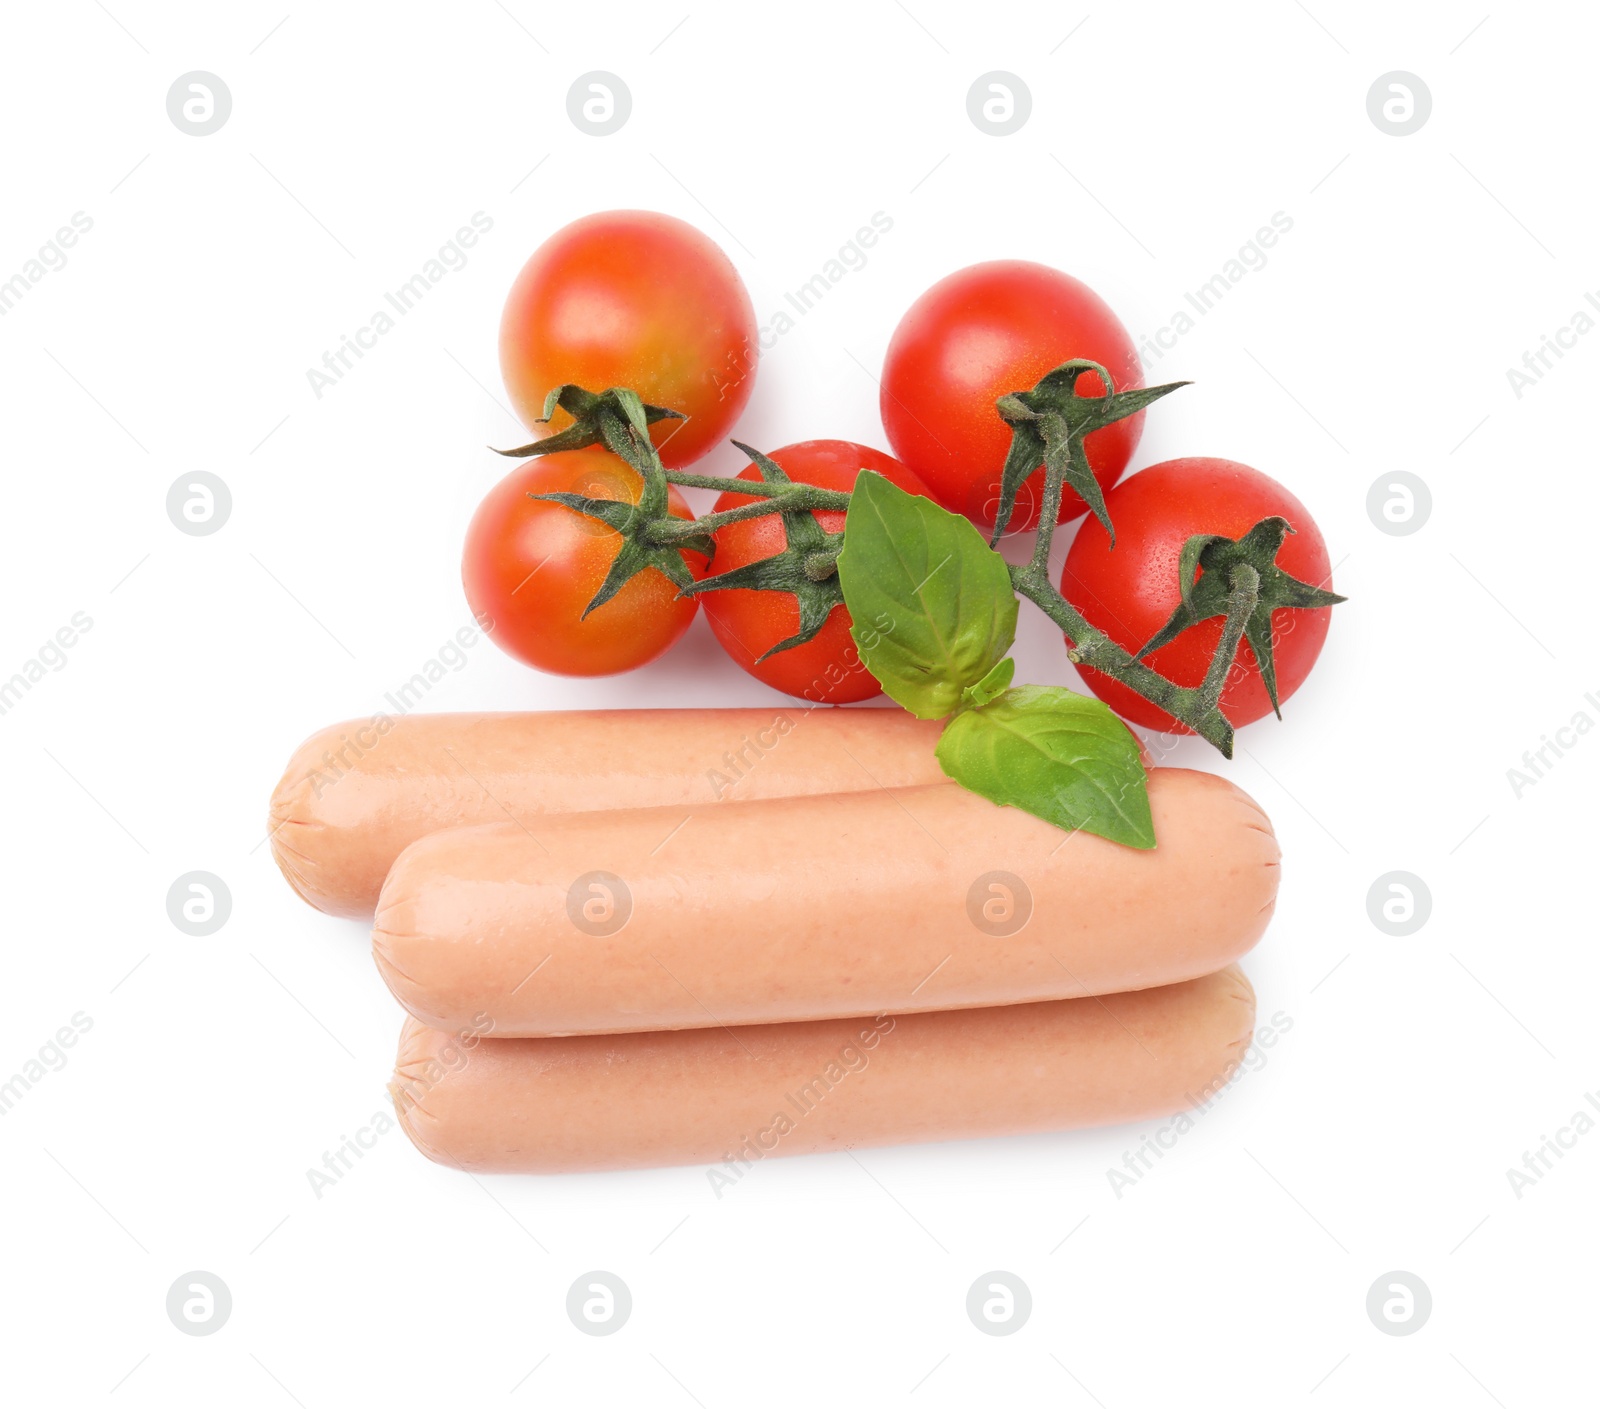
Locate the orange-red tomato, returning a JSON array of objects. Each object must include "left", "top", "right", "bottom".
[
  {"left": 880, "top": 260, "right": 1145, "bottom": 531},
  {"left": 463, "top": 448, "right": 704, "bottom": 676},
  {"left": 499, "top": 211, "right": 757, "bottom": 468},
  {"left": 1061, "top": 457, "right": 1335, "bottom": 732},
  {"left": 700, "top": 440, "right": 933, "bottom": 703}
]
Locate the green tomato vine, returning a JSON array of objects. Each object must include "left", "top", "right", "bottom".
[{"left": 491, "top": 365, "right": 1345, "bottom": 846}]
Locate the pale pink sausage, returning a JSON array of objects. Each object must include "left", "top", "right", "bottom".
[
  {"left": 391, "top": 966, "right": 1258, "bottom": 1173},
  {"left": 373, "top": 768, "right": 1278, "bottom": 1036},
  {"left": 268, "top": 709, "right": 943, "bottom": 916}
]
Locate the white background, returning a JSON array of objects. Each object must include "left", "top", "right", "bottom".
[{"left": 2, "top": 1, "right": 1592, "bottom": 1403}]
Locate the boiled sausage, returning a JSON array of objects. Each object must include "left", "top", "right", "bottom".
[
  {"left": 269, "top": 708, "right": 943, "bottom": 916},
  {"left": 373, "top": 768, "right": 1277, "bottom": 1035},
  {"left": 390, "top": 966, "right": 1257, "bottom": 1173}
]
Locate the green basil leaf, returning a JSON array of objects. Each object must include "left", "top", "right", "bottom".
[
  {"left": 836, "top": 471, "right": 1018, "bottom": 719},
  {"left": 961, "top": 657, "right": 1015, "bottom": 710},
  {"left": 936, "top": 686, "right": 1155, "bottom": 849}
]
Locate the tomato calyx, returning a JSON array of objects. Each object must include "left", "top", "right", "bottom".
[
  {"left": 1134, "top": 517, "right": 1347, "bottom": 718},
  {"left": 991, "top": 361, "right": 1189, "bottom": 548},
  {"left": 497, "top": 385, "right": 713, "bottom": 616},
  {"left": 526, "top": 487, "right": 713, "bottom": 616},
  {"left": 494, "top": 383, "right": 685, "bottom": 467},
  {"left": 679, "top": 442, "right": 849, "bottom": 662}
]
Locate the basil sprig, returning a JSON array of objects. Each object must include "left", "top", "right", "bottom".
[{"left": 838, "top": 472, "right": 1154, "bottom": 849}]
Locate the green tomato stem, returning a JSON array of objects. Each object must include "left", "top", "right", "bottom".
[
  {"left": 647, "top": 484, "right": 853, "bottom": 544},
  {"left": 1197, "top": 564, "right": 1260, "bottom": 714},
  {"left": 1008, "top": 563, "right": 1240, "bottom": 756},
  {"left": 663, "top": 470, "right": 852, "bottom": 508},
  {"left": 511, "top": 381, "right": 1278, "bottom": 760},
  {"left": 1027, "top": 453, "right": 1067, "bottom": 576}
]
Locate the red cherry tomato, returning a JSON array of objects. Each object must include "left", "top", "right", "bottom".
[
  {"left": 700, "top": 440, "right": 933, "bottom": 703},
  {"left": 1061, "top": 457, "right": 1335, "bottom": 732},
  {"left": 880, "top": 260, "right": 1145, "bottom": 532},
  {"left": 499, "top": 210, "right": 757, "bottom": 468},
  {"left": 463, "top": 447, "right": 704, "bottom": 676}
]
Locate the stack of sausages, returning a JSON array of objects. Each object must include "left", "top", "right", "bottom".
[{"left": 269, "top": 710, "right": 1278, "bottom": 1173}]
